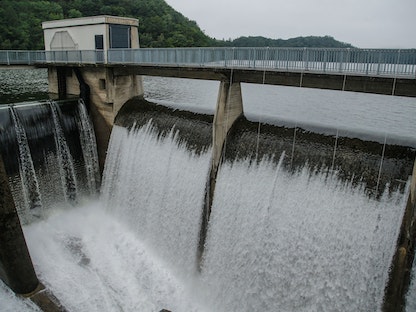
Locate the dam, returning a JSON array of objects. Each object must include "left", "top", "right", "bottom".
[
  {"left": 1, "top": 15, "right": 416, "bottom": 312},
  {"left": 0, "top": 67, "right": 416, "bottom": 311}
]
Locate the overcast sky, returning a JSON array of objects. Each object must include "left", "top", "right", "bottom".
[{"left": 164, "top": 0, "right": 416, "bottom": 48}]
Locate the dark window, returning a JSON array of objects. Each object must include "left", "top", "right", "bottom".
[
  {"left": 99, "top": 79, "right": 106, "bottom": 90},
  {"left": 95, "top": 35, "right": 104, "bottom": 50},
  {"left": 109, "top": 24, "right": 130, "bottom": 48}
]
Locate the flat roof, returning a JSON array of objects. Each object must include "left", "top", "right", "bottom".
[{"left": 42, "top": 15, "right": 139, "bottom": 29}]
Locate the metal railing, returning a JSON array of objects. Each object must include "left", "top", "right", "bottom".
[
  {"left": 1, "top": 48, "right": 415, "bottom": 78},
  {"left": 0, "top": 50, "right": 104, "bottom": 65}
]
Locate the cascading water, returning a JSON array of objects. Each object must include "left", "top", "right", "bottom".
[
  {"left": 0, "top": 96, "right": 413, "bottom": 311},
  {"left": 101, "top": 123, "right": 212, "bottom": 276},
  {"left": 199, "top": 156, "right": 408, "bottom": 311},
  {"left": 0, "top": 99, "right": 100, "bottom": 221},
  {"left": 76, "top": 99, "right": 100, "bottom": 195},
  {"left": 49, "top": 100, "right": 78, "bottom": 203},
  {"left": 9, "top": 106, "right": 42, "bottom": 217}
]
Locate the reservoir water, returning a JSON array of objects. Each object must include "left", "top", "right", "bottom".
[{"left": 0, "top": 68, "right": 416, "bottom": 311}]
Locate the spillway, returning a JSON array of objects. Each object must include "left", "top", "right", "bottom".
[
  {"left": 0, "top": 99, "right": 100, "bottom": 223},
  {"left": 0, "top": 97, "right": 414, "bottom": 311}
]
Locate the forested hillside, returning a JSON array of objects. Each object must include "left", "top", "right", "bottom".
[
  {"left": 0, "top": 0, "right": 353, "bottom": 49},
  {"left": 225, "top": 36, "right": 353, "bottom": 48}
]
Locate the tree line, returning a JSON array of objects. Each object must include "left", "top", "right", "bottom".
[{"left": 0, "top": 0, "right": 353, "bottom": 50}]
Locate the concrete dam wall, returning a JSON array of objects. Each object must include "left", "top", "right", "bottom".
[
  {"left": 116, "top": 96, "right": 414, "bottom": 197},
  {"left": 0, "top": 94, "right": 415, "bottom": 311}
]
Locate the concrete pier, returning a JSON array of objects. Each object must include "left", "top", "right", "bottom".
[
  {"left": 198, "top": 79, "right": 244, "bottom": 265},
  {"left": 383, "top": 160, "right": 416, "bottom": 312},
  {"left": 0, "top": 154, "right": 38, "bottom": 294},
  {"left": 47, "top": 66, "right": 144, "bottom": 170}
]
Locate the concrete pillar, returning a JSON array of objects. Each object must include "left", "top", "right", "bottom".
[
  {"left": 56, "top": 67, "right": 67, "bottom": 100},
  {"left": 0, "top": 154, "right": 39, "bottom": 294},
  {"left": 47, "top": 66, "right": 144, "bottom": 171},
  {"left": 198, "top": 80, "right": 244, "bottom": 266},
  {"left": 383, "top": 159, "right": 416, "bottom": 312},
  {"left": 212, "top": 81, "right": 244, "bottom": 170}
]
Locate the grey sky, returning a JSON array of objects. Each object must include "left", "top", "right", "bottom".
[{"left": 164, "top": 0, "right": 416, "bottom": 48}]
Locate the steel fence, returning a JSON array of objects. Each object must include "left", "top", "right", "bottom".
[
  {"left": 1, "top": 48, "right": 415, "bottom": 78},
  {"left": 108, "top": 47, "right": 416, "bottom": 77}
]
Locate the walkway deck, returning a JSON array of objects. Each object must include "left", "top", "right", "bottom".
[{"left": 1, "top": 47, "right": 416, "bottom": 96}]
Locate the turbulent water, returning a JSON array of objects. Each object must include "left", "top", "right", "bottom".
[
  {"left": 201, "top": 158, "right": 407, "bottom": 311},
  {"left": 2, "top": 123, "right": 411, "bottom": 312},
  {"left": 0, "top": 70, "right": 415, "bottom": 311},
  {"left": 0, "top": 99, "right": 100, "bottom": 223}
]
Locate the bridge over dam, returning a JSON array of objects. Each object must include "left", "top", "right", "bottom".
[
  {"left": 1, "top": 47, "right": 416, "bottom": 96},
  {"left": 2, "top": 47, "right": 415, "bottom": 161},
  {"left": 1, "top": 46, "right": 416, "bottom": 312}
]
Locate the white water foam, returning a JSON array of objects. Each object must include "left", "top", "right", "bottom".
[
  {"left": 21, "top": 202, "right": 209, "bottom": 312},
  {"left": 200, "top": 156, "right": 408, "bottom": 312},
  {"left": 76, "top": 99, "right": 101, "bottom": 195},
  {"left": 0, "top": 281, "right": 40, "bottom": 312},
  {"left": 0, "top": 121, "right": 410, "bottom": 312},
  {"left": 101, "top": 123, "right": 212, "bottom": 277},
  {"left": 9, "top": 106, "right": 42, "bottom": 218},
  {"left": 50, "top": 101, "right": 78, "bottom": 203}
]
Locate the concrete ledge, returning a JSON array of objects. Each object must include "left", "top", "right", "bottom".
[
  {"left": 0, "top": 154, "right": 38, "bottom": 294},
  {"left": 110, "top": 64, "right": 416, "bottom": 97},
  {"left": 24, "top": 283, "right": 67, "bottom": 312}
]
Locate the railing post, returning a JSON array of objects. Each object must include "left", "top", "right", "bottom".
[
  {"left": 266, "top": 46, "right": 270, "bottom": 69},
  {"left": 304, "top": 47, "right": 308, "bottom": 71},
  {"left": 395, "top": 49, "right": 401, "bottom": 76},
  {"left": 6, "top": 51, "right": 10, "bottom": 65},
  {"left": 339, "top": 49, "right": 344, "bottom": 73},
  {"left": 346, "top": 48, "right": 351, "bottom": 73},
  {"left": 286, "top": 49, "right": 289, "bottom": 70},
  {"left": 224, "top": 48, "right": 227, "bottom": 68},
  {"left": 377, "top": 50, "right": 382, "bottom": 75}
]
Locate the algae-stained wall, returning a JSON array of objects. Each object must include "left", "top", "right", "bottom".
[{"left": 0, "top": 155, "right": 38, "bottom": 294}]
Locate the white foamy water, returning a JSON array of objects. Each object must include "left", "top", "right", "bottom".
[
  {"left": 2, "top": 74, "right": 415, "bottom": 310},
  {"left": 0, "top": 281, "right": 40, "bottom": 312},
  {"left": 1, "top": 122, "right": 410, "bottom": 311},
  {"left": 101, "top": 124, "right": 211, "bottom": 276},
  {"left": 22, "top": 202, "right": 209, "bottom": 312},
  {"left": 200, "top": 157, "right": 408, "bottom": 312}
]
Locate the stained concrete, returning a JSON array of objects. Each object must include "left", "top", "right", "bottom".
[
  {"left": 115, "top": 96, "right": 213, "bottom": 155},
  {"left": 0, "top": 154, "right": 38, "bottom": 294},
  {"left": 225, "top": 116, "right": 415, "bottom": 195}
]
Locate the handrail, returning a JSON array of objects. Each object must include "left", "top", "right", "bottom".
[{"left": 1, "top": 48, "right": 415, "bottom": 78}]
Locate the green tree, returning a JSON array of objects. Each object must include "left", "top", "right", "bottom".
[{"left": 0, "top": 0, "right": 353, "bottom": 49}]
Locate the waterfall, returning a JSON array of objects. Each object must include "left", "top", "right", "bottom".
[
  {"left": 99, "top": 120, "right": 409, "bottom": 311},
  {"left": 101, "top": 123, "right": 211, "bottom": 277},
  {"left": 199, "top": 157, "right": 408, "bottom": 312},
  {"left": 0, "top": 99, "right": 100, "bottom": 219},
  {"left": 9, "top": 106, "right": 42, "bottom": 220},
  {"left": 49, "top": 100, "right": 78, "bottom": 204},
  {"left": 76, "top": 99, "right": 100, "bottom": 195},
  {"left": 0, "top": 98, "right": 412, "bottom": 311}
]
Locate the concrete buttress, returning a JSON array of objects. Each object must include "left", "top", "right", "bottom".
[{"left": 0, "top": 154, "right": 39, "bottom": 294}]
